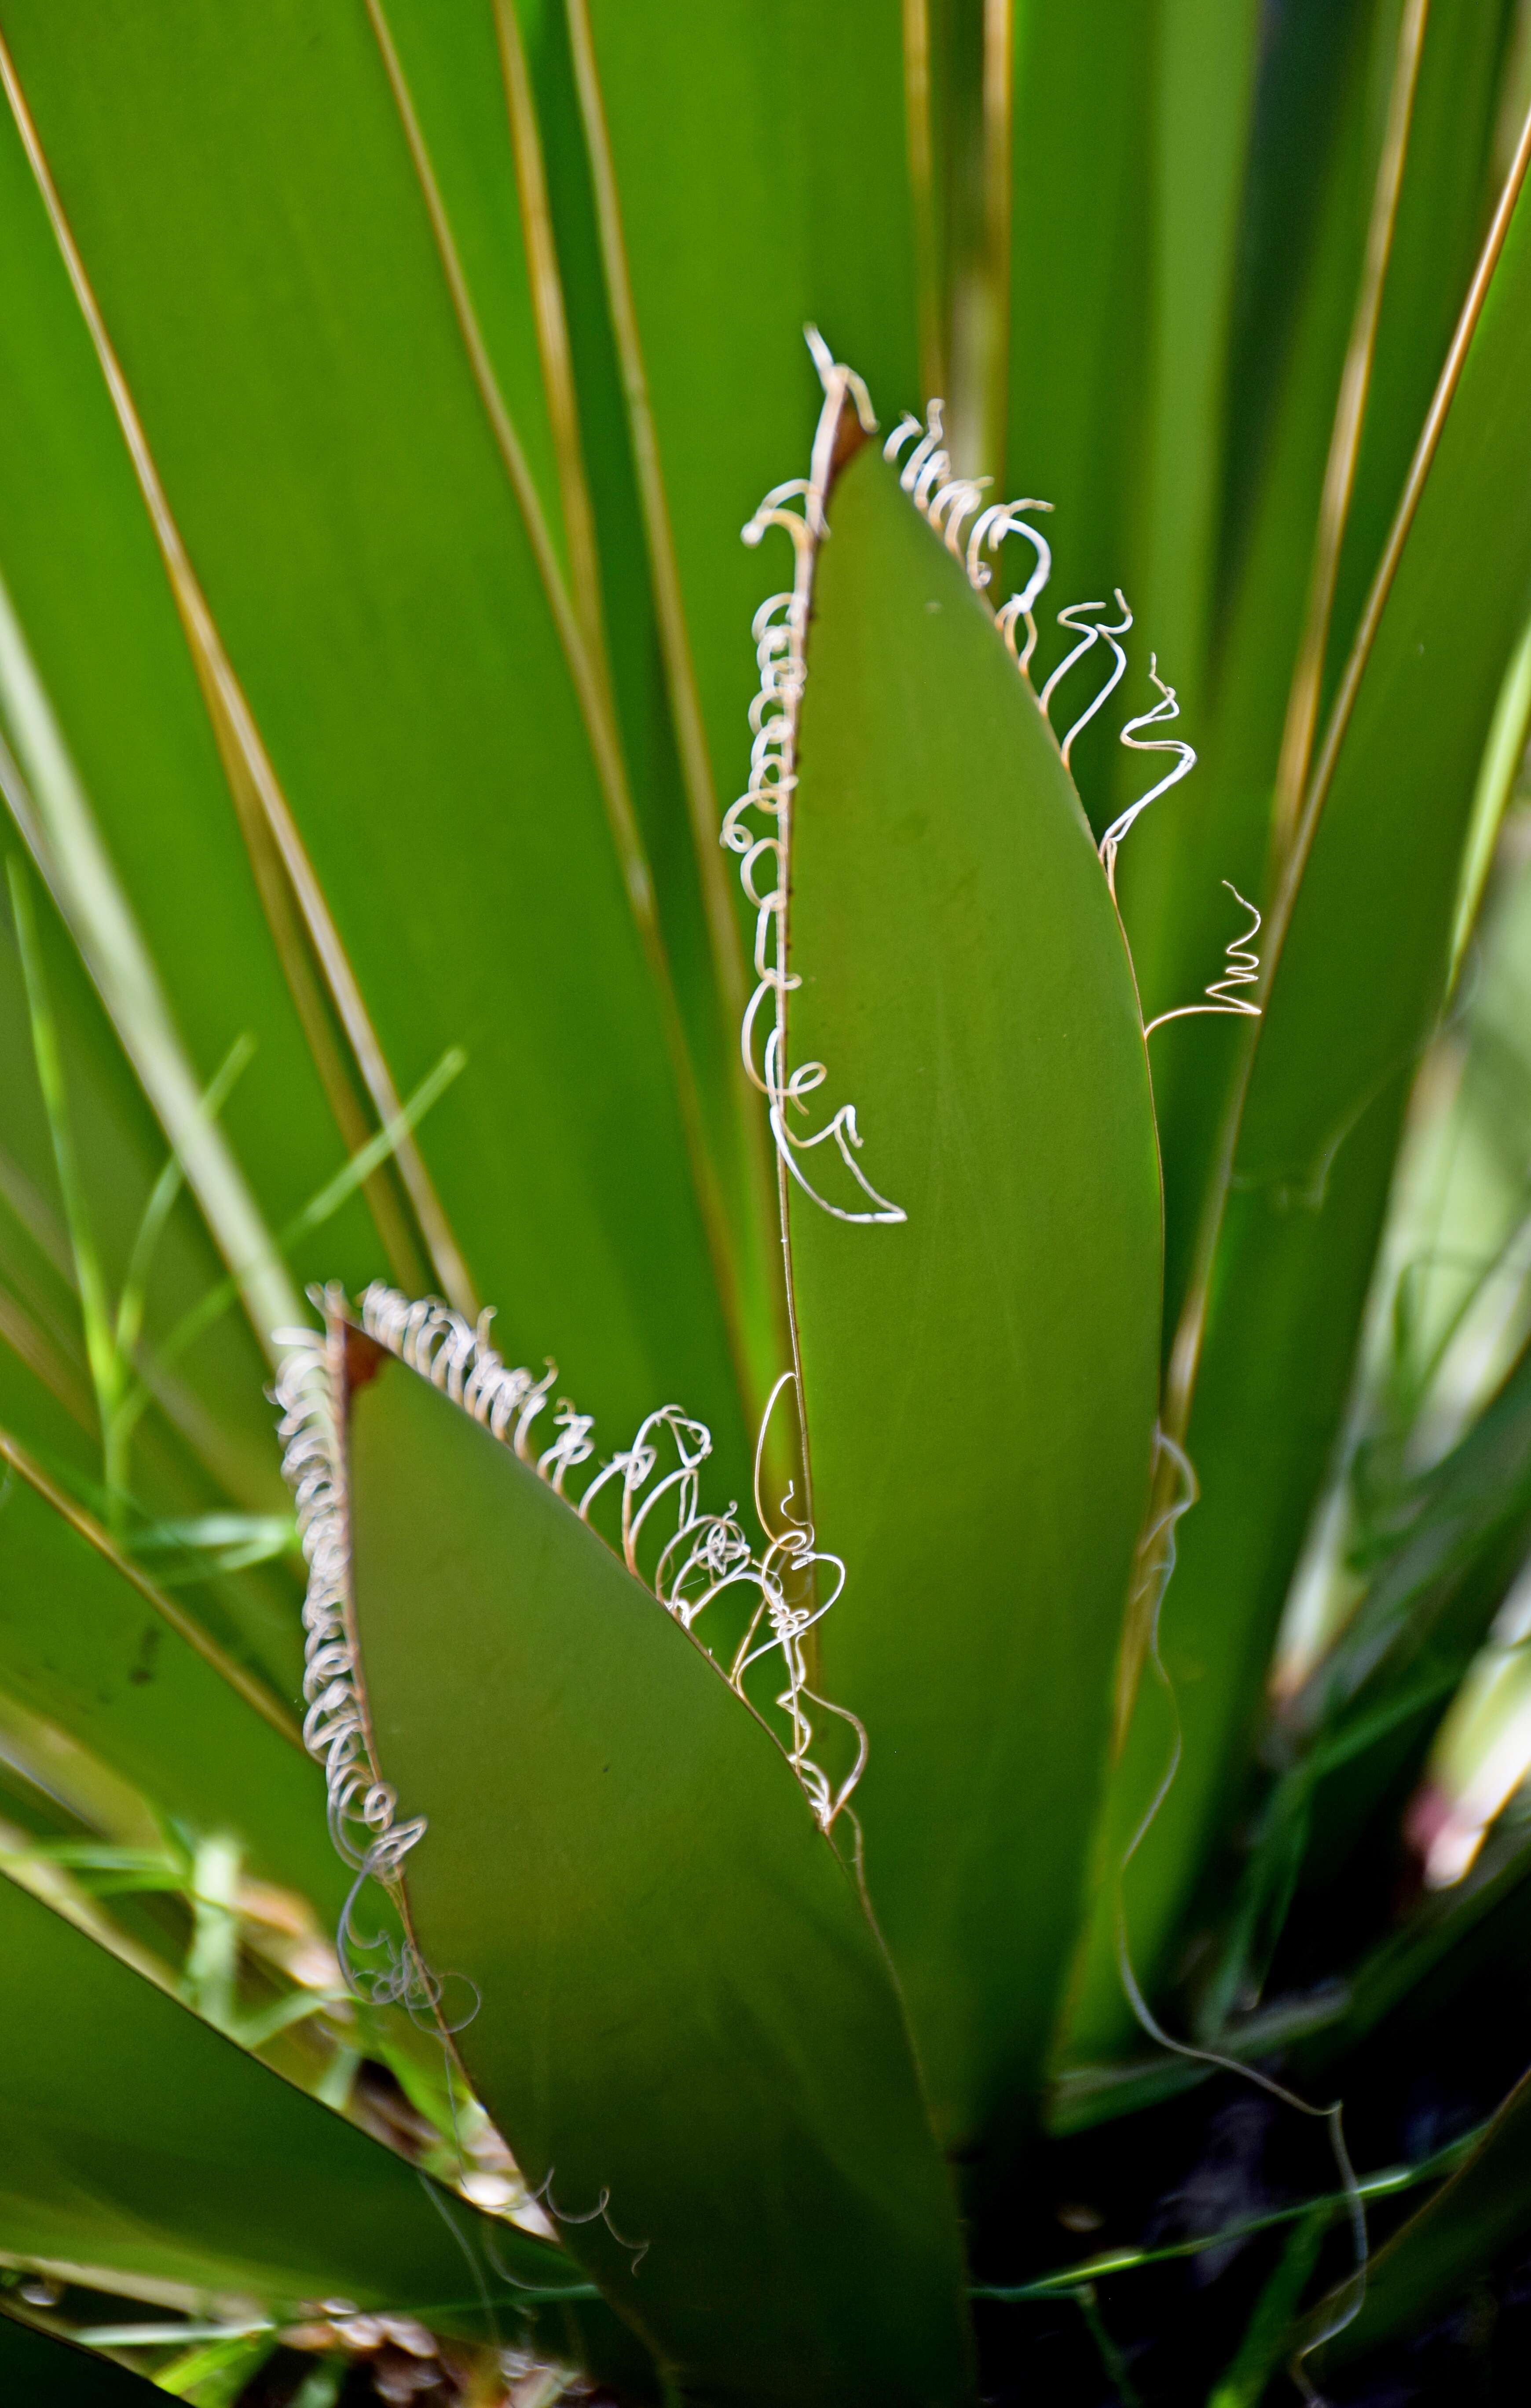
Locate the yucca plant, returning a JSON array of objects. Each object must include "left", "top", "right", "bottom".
[{"left": 9, "top": 4, "right": 1531, "bottom": 2402}]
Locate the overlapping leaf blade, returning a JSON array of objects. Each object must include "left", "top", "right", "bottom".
[
  {"left": 0, "top": 0, "right": 749, "bottom": 1486},
  {"left": 786, "top": 440, "right": 1161, "bottom": 2149},
  {"left": 0, "top": 1872, "right": 601, "bottom": 2350},
  {"left": 341, "top": 1331, "right": 973, "bottom": 2408},
  {"left": 1071, "top": 126, "right": 1531, "bottom": 2061}
]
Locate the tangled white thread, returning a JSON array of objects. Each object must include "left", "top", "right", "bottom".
[
  {"left": 298, "top": 1285, "right": 865, "bottom": 1835},
  {"left": 1144, "top": 883, "right": 1264, "bottom": 1037},
  {"left": 721, "top": 329, "right": 904, "bottom": 1227}
]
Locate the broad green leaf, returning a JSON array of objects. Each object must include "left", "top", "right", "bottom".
[
  {"left": 1072, "top": 123, "right": 1531, "bottom": 2060},
  {"left": 0, "top": 0, "right": 750, "bottom": 1487},
  {"left": 0, "top": 1871, "right": 608, "bottom": 2356},
  {"left": 784, "top": 437, "right": 1161, "bottom": 2148},
  {"left": 340, "top": 1326, "right": 974, "bottom": 2408},
  {"left": 1305, "top": 2057, "right": 1531, "bottom": 2368},
  {"left": 0, "top": 2309, "right": 163, "bottom": 2405},
  {"left": 0, "top": 1435, "right": 339, "bottom": 1915}
]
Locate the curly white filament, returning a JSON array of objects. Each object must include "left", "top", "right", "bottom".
[
  {"left": 297, "top": 1285, "right": 865, "bottom": 1836},
  {"left": 884, "top": 402, "right": 1058, "bottom": 685},
  {"left": 1096, "top": 653, "right": 1199, "bottom": 899},
  {"left": 883, "top": 403, "right": 1210, "bottom": 921},
  {"left": 722, "top": 330, "right": 905, "bottom": 1228},
  {"left": 274, "top": 1324, "right": 438, "bottom": 2017},
  {"left": 1143, "top": 883, "right": 1264, "bottom": 1037},
  {"left": 1038, "top": 591, "right": 1134, "bottom": 769}
]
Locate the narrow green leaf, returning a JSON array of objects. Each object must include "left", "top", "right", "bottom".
[
  {"left": 362, "top": 0, "right": 572, "bottom": 602},
  {"left": 0, "top": 1432, "right": 339, "bottom": 1915},
  {"left": 777, "top": 430, "right": 1161, "bottom": 2148},
  {"left": 1136, "top": 0, "right": 1263, "bottom": 719},
  {"left": 338, "top": 1325, "right": 974, "bottom": 2408},
  {"left": 0, "top": 1872, "right": 601, "bottom": 2348},
  {"left": 1286, "top": 1337, "right": 1531, "bottom": 1872},
  {"left": 1304, "top": 2058, "right": 1531, "bottom": 2368},
  {"left": 1070, "top": 112, "right": 1531, "bottom": 2063},
  {"left": 0, "top": 77, "right": 394, "bottom": 1325},
  {"left": 569, "top": 0, "right": 920, "bottom": 877},
  {"left": 1206, "top": 2202, "right": 1334, "bottom": 2408},
  {"left": 0, "top": 861, "right": 286, "bottom": 1538},
  {"left": 1004, "top": 0, "right": 1155, "bottom": 813},
  {"left": 0, "top": 2308, "right": 163, "bottom": 2405},
  {"left": 1322, "top": 0, "right": 1518, "bottom": 711}
]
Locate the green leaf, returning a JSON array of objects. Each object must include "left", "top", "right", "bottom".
[
  {"left": 0, "top": 0, "right": 750, "bottom": 1480},
  {"left": 1124, "top": 0, "right": 1512, "bottom": 1293},
  {"left": 1322, "top": 0, "right": 1518, "bottom": 712},
  {"left": 0, "top": 2307, "right": 164, "bottom": 2405},
  {"left": 0, "top": 1431, "right": 339, "bottom": 1914},
  {"left": 0, "top": 1871, "right": 606, "bottom": 2350},
  {"left": 0, "top": 101, "right": 359, "bottom": 1342},
  {"left": 1304, "top": 2057, "right": 1531, "bottom": 2368},
  {"left": 1205, "top": 2202, "right": 1334, "bottom": 2408},
  {"left": 0, "top": 819, "right": 286, "bottom": 1524},
  {"left": 1001, "top": 0, "right": 1155, "bottom": 813},
  {"left": 569, "top": 0, "right": 919, "bottom": 829},
  {"left": 780, "top": 434, "right": 1161, "bottom": 2148},
  {"left": 1134, "top": 0, "right": 1263, "bottom": 721},
  {"left": 338, "top": 1323, "right": 974, "bottom": 2408},
  {"left": 1288, "top": 1337, "right": 1531, "bottom": 1864},
  {"left": 1071, "top": 117, "right": 1531, "bottom": 2061}
]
